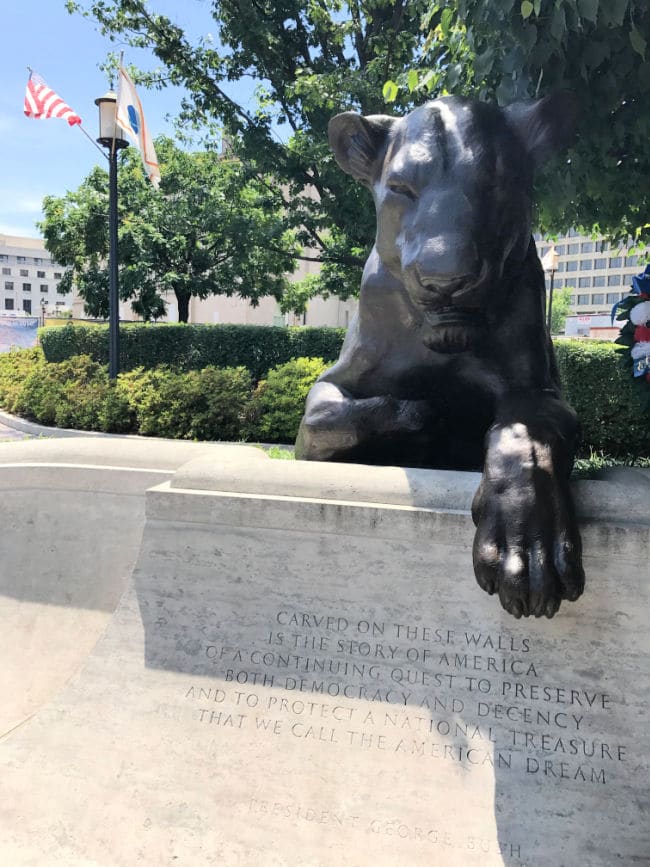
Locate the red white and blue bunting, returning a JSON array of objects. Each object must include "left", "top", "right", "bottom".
[{"left": 615, "top": 265, "right": 650, "bottom": 406}]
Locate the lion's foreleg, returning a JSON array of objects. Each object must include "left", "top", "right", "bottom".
[
  {"left": 295, "top": 381, "right": 430, "bottom": 462},
  {"left": 472, "top": 391, "right": 584, "bottom": 618}
]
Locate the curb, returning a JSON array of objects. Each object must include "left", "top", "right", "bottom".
[
  {"left": 0, "top": 409, "right": 295, "bottom": 452},
  {"left": 0, "top": 410, "right": 113, "bottom": 439}
]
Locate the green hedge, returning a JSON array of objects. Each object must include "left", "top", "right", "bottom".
[
  {"left": 39, "top": 323, "right": 346, "bottom": 381},
  {"left": 2, "top": 341, "right": 649, "bottom": 456},
  {"left": 0, "top": 349, "right": 325, "bottom": 443},
  {"left": 555, "top": 339, "right": 650, "bottom": 458}
]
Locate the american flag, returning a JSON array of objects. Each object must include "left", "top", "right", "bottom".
[{"left": 24, "top": 71, "right": 81, "bottom": 126}]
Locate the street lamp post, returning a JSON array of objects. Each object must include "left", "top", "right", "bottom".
[
  {"left": 95, "top": 91, "right": 128, "bottom": 379},
  {"left": 541, "top": 244, "right": 559, "bottom": 334},
  {"left": 40, "top": 297, "right": 47, "bottom": 328}
]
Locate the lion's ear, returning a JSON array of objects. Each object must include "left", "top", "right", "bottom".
[
  {"left": 328, "top": 112, "right": 395, "bottom": 183},
  {"left": 505, "top": 92, "right": 578, "bottom": 166}
]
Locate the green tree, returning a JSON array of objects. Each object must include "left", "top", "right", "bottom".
[
  {"left": 66, "top": 0, "right": 428, "bottom": 299},
  {"left": 68, "top": 0, "right": 650, "bottom": 282},
  {"left": 393, "top": 0, "right": 650, "bottom": 246},
  {"left": 548, "top": 285, "right": 573, "bottom": 334},
  {"left": 40, "top": 137, "right": 298, "bottom": 322}
]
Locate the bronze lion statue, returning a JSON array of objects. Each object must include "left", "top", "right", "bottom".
[{"left": 296, "top": 94, "right": 584, "bottom": 619}]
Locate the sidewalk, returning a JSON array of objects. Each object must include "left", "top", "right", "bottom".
[{"left": 0, "top": 421, "right": 29, "bottom": 442}]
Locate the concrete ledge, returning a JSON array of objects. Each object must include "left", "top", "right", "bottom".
[
  {"left": 0, "top": 436, "right": 266, "bottom": 472},
  {"left": 171, "top": 452, "right": 480, "bottom": 511},
  {"left": 169, "top": 451, "right": 650, "bottom": 525},
  {"left": 1, "top": 438, "right": 648, "bottom": 525}
]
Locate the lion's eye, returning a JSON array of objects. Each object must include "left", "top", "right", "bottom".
[{"left": 387, "top": 182, "right": 417, "bottom": 201}]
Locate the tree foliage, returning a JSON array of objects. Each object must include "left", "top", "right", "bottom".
[
  {"left": 66, "top": 0, "right": 428, "bottom": 298},
  {"left": 40, "top": 137, "right": 297, "bottom": 322},
  {"left": 548, "top": 284, "right": 573, "bottom": 334},
  {"left": 67, "top": 0, "right": 650, "bottom": 299},
  {"left": 394, "top": 0, "right": 650, "bottom": 247}
]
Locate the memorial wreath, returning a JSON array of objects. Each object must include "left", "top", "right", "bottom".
[{"left": 614, "top": 264, "right": 650, "bottom": 410}]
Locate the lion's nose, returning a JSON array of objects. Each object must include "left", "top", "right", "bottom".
[
  {"left": 411, "top": 237, "right": 479, "bottom": 297},
  {"left": 418, "top": 270, "right": 465, "bottom": 292},
  {"left": 415, "top": 267, "right": 475, "bottom": 299}
]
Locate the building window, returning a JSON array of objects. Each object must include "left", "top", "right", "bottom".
[
  {"left": 577, "top": 294, "right": 589, "bottom": 305},
  {"left": 592, "top": 293, "right": 605, "bottom": 305},
  {"left": 33, "top": 257, "right": 43, "bottom": 264},
  {"left": 567, "top": 243, "right": 580, "bottom": 254},
  {"left": 557, "top": 262, "right": 565, "bottom": 272},
  {"left": 40, "top": 284, "right": 48, "bottom": 293},
  {"left": 539, "top": 246, "right": 548, "bottom": 257},
  {"left": 556, "top": 245, "right": 566, "bottom": 255},
  {"left": 594, "top": 258, "right": 606, "bottom": 269},
  {"left": 5, "top": 281, "right": 14, "bottom": 291},
  {"left": 19, "top": 269, "right": 28, "bottom": 277},
  {"left": 606, "top": 293, "right": 619, "bottom": 304},
  {"left": 593, "top": 276, "right": 606, "bottom": 287},
  {"left": 23, "top": 283, "right": 31, "bottom": 292},
  {"left": 23, "top": 299, "right": 32, "bottom": 314},
  {"left": 579, "top": 259, "right": 593, "bottom": 270},
  {"left": 53, "top": 271, "right": 62, "bottom": 279},
  {"left": 580, "top": 241, "right": 594, "bottom": 253},
  {"left": 16, "top": 256, "right": 26, "bottom": 263},
  {"left": 5, "top": 298, "right": 14, "bottom": 310},
  {"left": 607, "top": 274, "right": 621, "bottom": 286},
  {"left": 626, "top": 255, "right": 638, "bottom": 266},
  {"left": 55, "top": 301, "right": 65, "bottom": 307},
  {"left": 599, "top": 241, "right": 610, "bottom": 252},
  {"left": 565, "top": 278, "right": 577, "bottom": 288},
  {"left": 566, "top": 260, "right": 578, "bottom": 272},
  {"left": 578, "top": 277, "right": 591, "bottom": 288},
  {"left": 0, "top": 255, "right": 8, "bottom": 262},
  {"left": 609, "top": 256, "right": 622, "bottom": 268},
  {"left": 37, "top": 270, "right": 46, "bottom": 278},
  {"left": 1, "top": 268, "right": 10, "bottom": 275},
  {"left": 568, "top": 228, "right": 579, "bottom": 237}
]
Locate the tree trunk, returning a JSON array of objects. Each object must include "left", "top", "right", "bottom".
[{"left": 176, "top": 290, "right": 190, "bottom": 323}]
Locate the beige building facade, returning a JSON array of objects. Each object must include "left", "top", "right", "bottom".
[
  {"left": 0, "top": 235, "right": 71, "bottom": 319},
  {"left": 165, "top": 251, "right": 357, "bottom": 329}
]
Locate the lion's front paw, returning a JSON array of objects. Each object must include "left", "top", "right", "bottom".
[{"left": 472, "top": 479, "right": 584, "bottom": 618}]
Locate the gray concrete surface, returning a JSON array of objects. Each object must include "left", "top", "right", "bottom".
[
  {"left": 0, "top": 440, "right": 647, "bottom": 865},
  {"left": 0, "top": 420, "right": 29, "bottom": 442}
]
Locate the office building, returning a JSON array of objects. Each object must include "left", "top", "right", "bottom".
[{"left": 0, "top": 235, "right": 70, "bottom": 317}]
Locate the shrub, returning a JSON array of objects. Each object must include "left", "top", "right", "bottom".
[
  {"left": 40, "top": 322, "right": 345, "bottom": 380},
  {"left": 246, "top": 357, "right": 327, "bottom": 443},
  {"left": 2, "top": 342, "right": 649, "bottom": 460},
  {"left": 0, "top": 348, "right": 45, "bottom": 413},
  {"left": 554, "top": 339, "right": 650, "bottom": 458},
  {"left": 14, "top": 355, "right": 109, "bottom": 430},
  {"left": 97, "top": 379, "right": 138, "bottom": 434},
  {"left": 105, "top": 365, "right": 253, "bottom": 440}
]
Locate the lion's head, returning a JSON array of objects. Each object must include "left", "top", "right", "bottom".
[{"left": 329, "top": 94, "right": 577, "bottom": 353}]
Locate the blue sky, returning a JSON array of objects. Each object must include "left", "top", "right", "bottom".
[{"left": 0, "top": 1, "right": 258, "bottom": 238}]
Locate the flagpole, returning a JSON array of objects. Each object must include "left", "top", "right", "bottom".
[
  {"left": 108, "top": 60, "right": 120, "bottom": 380},
  {"left": 78, "top": 124, "right": 109, "bottom": 161}
]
